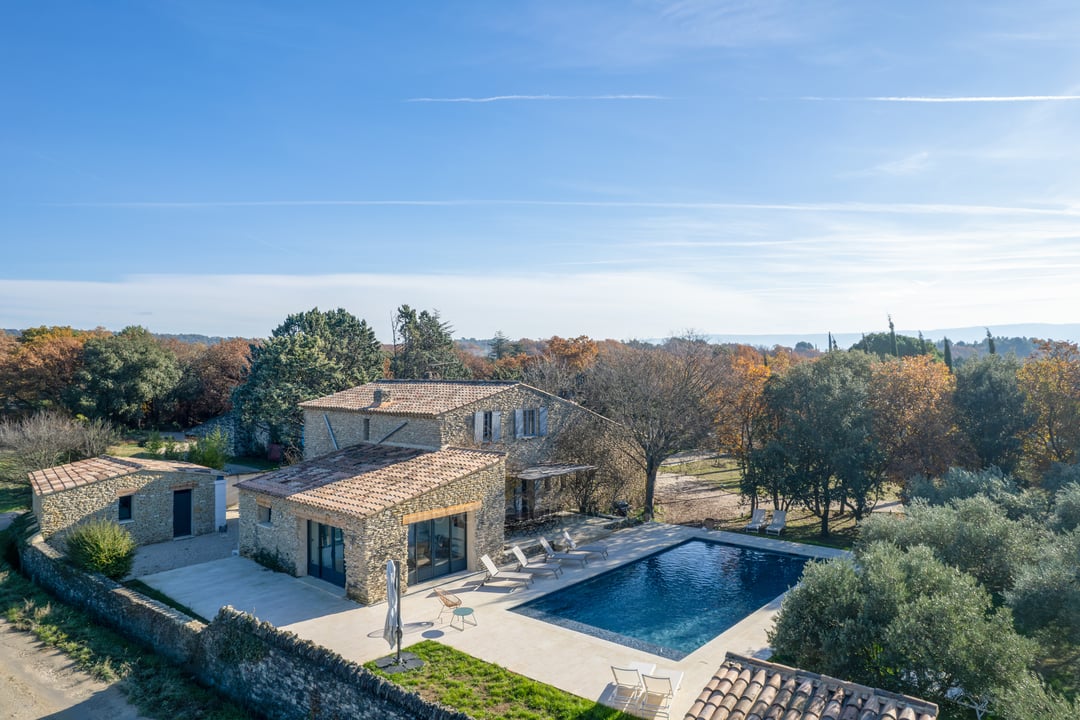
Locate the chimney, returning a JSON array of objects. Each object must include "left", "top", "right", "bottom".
[{"left": 373, "top": 388, "right": 390, "bottom": 406}]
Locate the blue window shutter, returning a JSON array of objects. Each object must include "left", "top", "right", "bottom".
[
  {"left": 514, "top": 409, "right": 524, "bottom": 438},
  {"left": 473, "top": 411, "right": 484, "bottom": 444},
  {"left": 492, "top": 411, "right": 502, "bottom": 442},
  {"left": 538, "top": 407, "right": 548, "bottom": 436}
]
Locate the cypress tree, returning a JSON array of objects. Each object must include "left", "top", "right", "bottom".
[{"left": 944, "top": 337, "right": 953, "bottom": 372}]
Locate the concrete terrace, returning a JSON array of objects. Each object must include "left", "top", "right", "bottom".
[{"left": 140, "top": 523, "right": 847, "bottom": 717}]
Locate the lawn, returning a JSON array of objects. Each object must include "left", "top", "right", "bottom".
[{"left": 367, "top": 640, "right": 638, "bottom": 720}]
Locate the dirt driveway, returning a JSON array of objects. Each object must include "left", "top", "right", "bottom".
[{"left": 654, "top": 470, "right": 746, "bottom": 525}]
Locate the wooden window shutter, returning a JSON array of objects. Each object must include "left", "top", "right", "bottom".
[
  {"left": 514, "top": 409, "right": 524, "bottom": 439},
  {"left": 492, "top": 411, "right": 502, "bottom": 442},
  {"left": 473, "top": 411, "right": 484, "bottom": 444},
  {"left": 538, "top": 407, "right": 548, "bottom": 436}
]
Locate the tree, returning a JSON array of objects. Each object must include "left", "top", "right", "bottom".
[
  {"left": 0, "top": 411, "right": 115, "bottom": 482},
  {"left": 68, "top": 326, "right": 180, "bottom": 427},
  {"left": 488, "top": 331, "right": 511, "bottom": 361},
  {"left": 770, "top": 542, "right": 1036, "bottom": 707},
  {"left": 868, "top": 355, "right": 966, "bottom": 482},
  {"left": 943, "top": 336, "right": 953, "bottom": 372},
  {"left": 747, "top": 351, "right": 883, "bottom": 534},
  {"left": 578, "top": 340, "right": 723, "bottom": 521},
  {"left": 170, "top": 338, "right": 251, "bottom": 427},
  {"left": 954, "top": 355, "right": 1031, "bottom": 473},
  {"left": 1006, "top": 528, "right": 1080, "bottom": 659},
  {"left": 0, "top": 326, "right": 103, "bottom": 416},
  {"left": 1017, "top": 340, "right": 1080, "bottom": 476},
  {"left": 858, "top": 495, "right": 1042, "bottom": 596},
  {"left": 390, "top": 305, "right": 468, "bottom": 379},
  {"left": 232, "top": 308, "right": 383, "bottom": 453},
  {"left": 850, "top": 331, "right": 942, "bottom": 360}
]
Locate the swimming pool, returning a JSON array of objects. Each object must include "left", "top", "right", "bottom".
[{"left": 511, "top": 539, "right": 809, "bottom": 660}]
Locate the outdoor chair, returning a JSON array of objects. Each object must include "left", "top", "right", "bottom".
[
  {"left": 510, "top": 545, "right": 563, "bottom": 578},
  {"left": 538, "top": 536, "right": 589, "bottom": 566},
  {"left": 433, "top": 587, "right": 462, "bottom": 621},
  {"left": 744, "top": 508, "right": 768, "bottom": 533},
  {"left": 562, "top": 529, "right": 608, "bottom": 559},
  {"left": 610, "top": 663, "right": 655, "bottom": 708},
  {"left": 639, "top": 672, "right": 681, "bottom": 718},
  {"left": 765, "top": 510, "right": 787, "bottom": 536},
  {"left": 479, "top": 554, "right": 533, "bottom": 590}
]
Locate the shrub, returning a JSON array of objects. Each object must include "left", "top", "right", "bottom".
[
  {"left": 1052, "top": 482, "right": 1080, "bottom": 532},
  {"left": 186, "top": 428, "right": 229, "bottom": 470},
  {"left": 143, "top": 430, "right": 164, "bottom": 455},
  {"left": 65, "top": 519, "right": 136, "bottom": 579},
  {"left": 0, "top": 411, "right": 116, "bottom": 482}
]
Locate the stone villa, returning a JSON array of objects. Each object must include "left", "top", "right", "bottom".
[{"left": 237, "top": 380, "right": 604, "bottom": 603}]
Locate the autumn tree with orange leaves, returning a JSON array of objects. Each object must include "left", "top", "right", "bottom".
[
  {"left": 868, "top": 354, "right": 968, "bottom": 483},
  {"left": 0, "top": 326, "right": 104, "bottom": 415},
  {"left": 1017, "top": 339, "right": 1080, "bottom": 476}
]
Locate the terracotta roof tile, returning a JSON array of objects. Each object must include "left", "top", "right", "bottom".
[
  {"left": 685, "top": 654, "right": 938, "bottom": 720},
  {"left": 298, "top": 380, "right": 519, "bottom": 417},
  {"left": 236, "top": 443, "right": 503, "bottom": 518},
  {"left": 29, "top": 455, "right": 214, "bottom": 497}
]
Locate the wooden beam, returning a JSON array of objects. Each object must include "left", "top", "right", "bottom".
[{"left": 401, "top": 501, "right": 481, "bottom": 525}]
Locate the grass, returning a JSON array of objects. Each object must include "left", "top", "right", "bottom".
[
  {"left": 0, "top": 520, "right": 252, "bottom": 720},
  {"left": 122, "top": 579, "right": 210, "bottom": 623},
  {"left": 0, "top": 480, "right": 29, "bottom": 514},
  {"left": 367, "top": 640, "right": 639, "bottom": 720}
]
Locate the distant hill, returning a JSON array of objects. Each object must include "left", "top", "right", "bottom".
[{"left": 681, "top": 323, "right": 1080, "bottom": 351}]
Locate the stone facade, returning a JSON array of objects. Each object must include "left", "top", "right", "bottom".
[
  {"left": 32, "top": 466, "right": 218, "bottom": 546},
  {"left": 303, "top": 409, "right": 441, "bottom": 458},
  {"left": 239, "top": 459, "right": 505, "bottom": 604}
]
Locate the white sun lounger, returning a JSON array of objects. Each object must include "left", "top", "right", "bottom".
[
  {"left": 610, "top": 661, "right": 655, "bottom": 707},
  {"left": 538, "top": 536, "right": 589, "bottom": 566},
  {"left": 479, "top": 554, "right": 533, "bottom": 590},
  {"left": 640, "top": 671, "right": 682, "bottom": 717},
  {"left": 510, "top": 545, "right": 562, "bottom": 578},
  {"left": 745, "top": 508, "right": 768, "bottom": 533},
  {"left": 765, "top": 510, "right": 787, "bottom": 536},
  {"left": 562, "top": 529, "right": 608, "bottom": 559}
]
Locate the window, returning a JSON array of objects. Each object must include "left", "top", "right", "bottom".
[
  {"left": 521, "top": 409, "right": 538, "bottom": 437},
  {"left": 118, "top": 495, "right": 133, "bottom": 522},
  {"left": 363, "top": 417, "right": 371, "bottom": 441},
  {"left": 472, "top": 410, "right": 501, "bottom": 444},
  {"left": 257, "top": 504, "right": 272, "bottom": 525},
  {"left": 514, "top": 407, "right": 548, "bottom": 438}
]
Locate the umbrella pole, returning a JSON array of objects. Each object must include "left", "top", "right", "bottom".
[{"left": 394, "top": 560, "right": 403, "bottom": 663}]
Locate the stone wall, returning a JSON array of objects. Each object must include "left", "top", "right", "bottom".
[
  {"left": 36, "top": 469, "right": 218, "bottom": 545},
  {"left": 18, "top": 535, "right": 471, "bottom": 720},
  {"left": 238, "top": 459, "right": 505, "bottom": 604},
  {"left": 303, "top": 408, "right": 442, "bottom": 458},
  {"left": 19, "top": 534, "right": 204, "bottom": 664}
]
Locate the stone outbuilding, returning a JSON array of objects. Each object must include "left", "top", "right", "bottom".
[
  {"left": 237, "top": 443, "right": 505, "bottom": 603},
  {"left": 29, "top": 455, "right": 223, "bottom": 546}
]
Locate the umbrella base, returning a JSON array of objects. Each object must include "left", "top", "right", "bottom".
[{"left": 374, "top": 652, "right": 424, "bottom": 673}]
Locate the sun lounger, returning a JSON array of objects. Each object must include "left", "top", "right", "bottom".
[
  {"left": 479, "top": 554, "right": 533, "bottom": 590},
  {"left": 745, "top": 508, "right": 768, "bottom": 532},
  {"left": 610, "top": 662, "right": 655, "bottom": 707},
  {"left": 511, "top": 545, "right": 562, "bottom": 578},
  {"left": 538, "top": 536, "right": 589, "bottom": 566},
  {"left": 765, "top": 510, "right": 787, "bottom": 536},
  {"left": 562, "top": 529, "right": 608, "bottom": 559}
]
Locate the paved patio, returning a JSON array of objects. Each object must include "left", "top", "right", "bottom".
[{"left": 140, "top": 523, "right": 846, "bottom": 718}]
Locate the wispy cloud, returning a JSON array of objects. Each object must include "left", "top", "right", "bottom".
[
  {"left": 852, "top": 151, "right": 932, "bottom": 177},
  {"left": 805, "top": 95, "right": 1080, "bottom": 103},
  {"left": 406, "top": 94, "right": 666, "bottom": 103},
  {"left": 47, "top": 199, "right": 1080, "bottom": 217}
]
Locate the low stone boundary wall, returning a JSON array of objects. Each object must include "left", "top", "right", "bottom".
[{"left": 18, "top": 533, "right": 471, "bottom": 720}]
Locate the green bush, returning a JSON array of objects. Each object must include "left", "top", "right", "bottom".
[
  {"left": 65, "top": 519, "right": 136, "bottom": 579},
  {"left": 186, "top": 428, "right": 229, "bottom": 471},
  {"left": 143, "top": 430, "right": 164, "bottom": 455}
]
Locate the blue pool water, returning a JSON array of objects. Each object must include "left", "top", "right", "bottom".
[{"left": 511, "top": 539, "right": 809, "bottom": 660}]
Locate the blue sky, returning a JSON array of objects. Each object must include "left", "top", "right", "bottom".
[{"left": 3, "top": 1, "right": 1080, "bottom": 341}]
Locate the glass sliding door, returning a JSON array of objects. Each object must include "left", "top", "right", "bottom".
[
  {"left": 307, "top": 520, "right": 346, "bottom": 587},
  {"left": 408, "top": 512, "right": 467, "bottom": 585}
]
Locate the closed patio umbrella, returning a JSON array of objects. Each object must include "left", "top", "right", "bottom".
[{"left": 374, "top": 559, "right": 423, "bottom": 673}]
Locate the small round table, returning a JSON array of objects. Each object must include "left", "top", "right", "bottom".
[{"left": 451, "top": 606, "right": 477, "bottom": 631}]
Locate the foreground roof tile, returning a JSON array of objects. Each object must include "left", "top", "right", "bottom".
[
  {"left": 29, "top": 455, "right": 214, "bottom": 497},
  {"left": 685, "top": 654, "right": 938, "bottom": 720}
]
